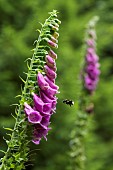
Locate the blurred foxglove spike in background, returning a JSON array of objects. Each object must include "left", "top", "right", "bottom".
[
  {"left": 69, "top": 16, "right": 99, "bottom": 170},
  {"left": 83, "top": 16, "right": 100, "bottom": 95}
]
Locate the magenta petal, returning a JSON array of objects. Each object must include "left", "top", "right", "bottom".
[
  {"left": 43, "top": 103, "right": 52, "bottom": 113},
  {"left": 42, "top": 86, "right": 57, "bottom": 98},
  {"left": 24, "top": 102, "right": 34, "bottom": 116},
  {"left": 86, "top": 54, "right": 93, "bottom": 63},
  {"left": 37, "top": 72, "right": 49, "bottom": 90},
  {"left": 33, "top": 93, "right": 43, "bottom": 112},
  {"left": 32, "top": 138, "right": 41, "bottom": 145},
  {"left": 41, "top": 115, "right": 51, "bottom": 126},
  {"left": 44, "top": 65, "right": 56, "bottom": 80},
  {"left": 40, "top": 91, "right": 57, "bottom": 109},
  {"left": 85, "top": 75, "right": 92, "bottom": 84},
  {"left": 33, "top": 93, "right": 52, "bottom": 115},
  {"left": 44, "top": 76, "right": 59, "bottom": 90},
  {"left": 32, "top": 124, "right": 51, "bottom": 144},
  {"left": 28, "top": 111, "right": 42, "bottom": 124}
]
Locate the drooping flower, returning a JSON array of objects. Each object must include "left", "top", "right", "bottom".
[
  {"left": 32, "top": 124, "right": 51, "bottom": 144},
  {"left": 44, "top": 65, "right": 57, "bottom": 80},
  {"left": 24, "top": 102, "right": 42, "bottom": 124},
  {"left": 37, "top": 72, "right": 49, "bottom": 90},
  {"left": 40, "top": 91, "right": 57, "bottom": 109},
  {"left": 44, "top": 76, "right": 59, "bottom": 90}
]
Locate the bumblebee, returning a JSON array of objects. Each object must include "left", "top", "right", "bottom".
[{"left": 63, "top": 99, "right": 74, "bottom": 106}]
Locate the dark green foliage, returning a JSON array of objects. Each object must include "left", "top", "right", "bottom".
[{"left": 0, "top": 0, "right": 113, "bottom": 170}]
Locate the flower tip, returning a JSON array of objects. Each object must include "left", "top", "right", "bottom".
[
  {"left": 31, "top": 92, "right": 35, "bottom": 96},
  {"left": 24, "top": 102, "right": 27, "bottom": 106}
]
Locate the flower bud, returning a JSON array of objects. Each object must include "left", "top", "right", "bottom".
[
  {"left": 48, "top": 49, "right": 57, "bottom": 59},
  {"left": 48, "top": 40, "right": 58, "bottom": 48},
  {"left": 45, "top": 55, "right": 55, "bottom": 69}
]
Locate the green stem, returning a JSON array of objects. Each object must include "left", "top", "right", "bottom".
[{"left": 0, "top": 10, "right": 59, "bottom": 170}]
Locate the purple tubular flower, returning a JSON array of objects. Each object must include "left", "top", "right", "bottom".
[
  {"left": 24, "top": 102, "right": 33, "bottom": 116},
  {"left": 32, "top": 93, "right": 52, "bottom": 115},
  {"left": 40, "top": 91, "right": 57, "bottom": 109},
  {"left": 28, "top": 111, "right": 42, "bottom": 124},
  {"left": 44, "top": 65, "right": 57, "bottom": 80},
  {"left": 48, "top": 49, "right": 57, "bottom": 59},
  {"left": 24, "top": 102, "right": 42, "bottom": 124},
  {"left": 44, "top": 76, "right": 59, "bottom": 90},
  {"left": 32, "top": 124, "right": 51, "bottom": 144},
  {"left": 37, "top": 72, "right": 49, "bottom": 90},
  {"left": 41, "top": 115, "right": 51, "bottom": 126},
  {"left": 42, "top": 85, "right": 58, "bottom": 99}
]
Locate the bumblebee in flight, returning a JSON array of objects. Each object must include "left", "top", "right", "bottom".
[{"left": 63, "top": 99, "right": 74, "bottom": 107}]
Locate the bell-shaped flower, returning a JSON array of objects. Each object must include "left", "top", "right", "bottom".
[
  {"left": 41, "top": 115, "right": 51, "bottom": 127},
  {"left": 28, "top": 111, "right": 42, "bottom": 124},
  {"left": 44, "top": 65, "right": 56, "bottom": 80},
  {"left": 32, "top": 93, "right": 52, "bottom": 115},
  {"left": 44, "top": 76, "right": 59, "bottom": 90},
  {"left": 40, "top": 91, "right": 57, "bottom": 109},
  {"left": 42, "top": 85, "right": 58, "bottom": 99},
  {"left": 37, "top": 72, "right": 49, "bottom": 90},
  {"left": 32, "top": 124, "right": 51, "bottom": 144},
  {"left": 24, "top": 102, "right": 42, "bottom": 124}
]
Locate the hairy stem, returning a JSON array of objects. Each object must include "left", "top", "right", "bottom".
[{"left": 0, "top": 10, "right": 59, "bottom": 170}]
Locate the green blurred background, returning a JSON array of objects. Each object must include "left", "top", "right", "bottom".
[{"left": 0, "top": 0, "right": 113, "bottom": 170}]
